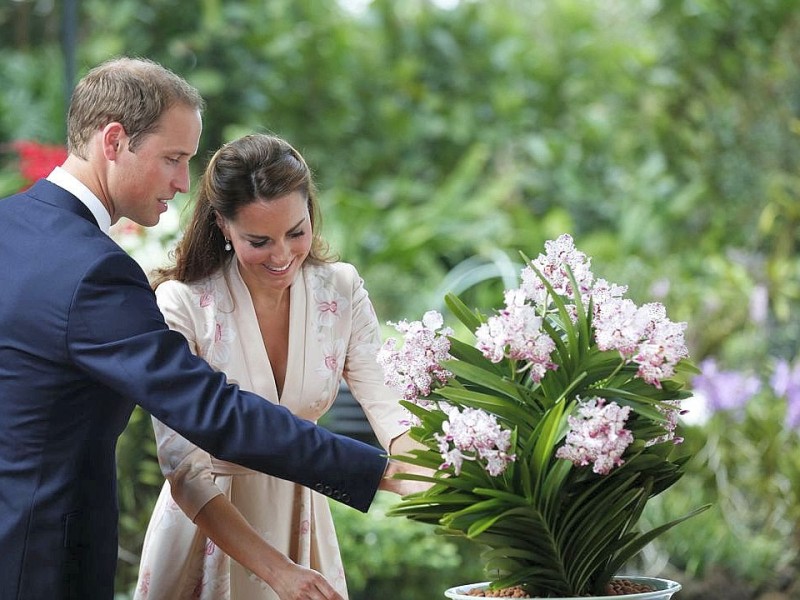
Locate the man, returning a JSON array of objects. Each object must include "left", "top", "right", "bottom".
[{"left": 0, "top": 57, "right": 415, "bottom": 600}]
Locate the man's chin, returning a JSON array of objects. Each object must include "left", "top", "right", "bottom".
[{"left": 139, "top": 215, "right": 160, "bottom": 228}]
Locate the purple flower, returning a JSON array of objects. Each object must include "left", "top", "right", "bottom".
[
  {"left": 691, "top": 359, "right": 761, "bottom": 416},
  {"left": 377, "top": 310, "right": 454, "bottom": 403},
  {"left": 592, "top": 296, "right": 688, "bottom": 389},
  {"left": 556, "top": 398, "right": 634, "bottom": 475},
  {"left": 435, "top": 406, "right": 516, "bottom": 476},
  {"left": 475, "top": 288, "right": 557, "bottom": 382},
  {"left": 771, "top": 358, "right": 800, "bottom": 430},
  {"left": 520, "top": 233, "right": 595, "bottom": 308},
  {"left": 517, "top": 232, "right": 688, "bottom": 389}
]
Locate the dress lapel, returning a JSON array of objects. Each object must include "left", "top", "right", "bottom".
[
  {"left": 227, "top": 260, "right": 278, "bottom": 402},
  {"left": 284, "top": 267, "right": 307, "bottom": 409}
]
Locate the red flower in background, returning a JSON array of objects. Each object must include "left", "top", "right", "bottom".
[{"left": 12, "top": 140, "right": 68, "bottom": 184}]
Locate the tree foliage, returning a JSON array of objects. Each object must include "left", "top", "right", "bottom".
[{"left": 1, "top": 0, "right": 799, "bottom": 596}]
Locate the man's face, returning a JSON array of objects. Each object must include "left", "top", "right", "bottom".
[{"left": 106, "top": 104, "right": 202, "bottom": 226}]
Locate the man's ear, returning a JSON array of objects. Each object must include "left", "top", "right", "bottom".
[{"left": 101, "top": 122, "right": 126, "bottom": 160}]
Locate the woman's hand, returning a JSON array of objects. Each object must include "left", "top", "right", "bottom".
[
  {"left": 191, "top": 495, "right": 344, "bottom": 599},
  {"left": 267, "top": 561, "right": 344, "bottom": 600},
  {"left": 379, "top": 431, "right": 436, "bottom": 496}
]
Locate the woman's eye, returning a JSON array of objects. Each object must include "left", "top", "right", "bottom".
[
  {"left": 290, "top": 230, "right": 305, "bottom": 238},
  {"left": 250, "top": 240, "right": 267, "bottom": 248}
]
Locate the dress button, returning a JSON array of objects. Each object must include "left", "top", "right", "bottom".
[
  {"left": 323, "top": 485, "right": 332, "bottom": 495},
  {"left": 341, "top": 493, "right": 351, "bottom": 503},
  {"left": 314, "top": 483, "right": 324, "bottom": 492}
]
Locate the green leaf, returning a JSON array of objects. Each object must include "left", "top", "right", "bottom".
[
  {"left": 447, "top": 337, "right": 504, "bottom": 377},
  {"left": 472, "top": 487, "right": 531, "bottom": 507},
  {"left": 529, "top": 401, "right": 569, "bottom": 501},
  {"left": 435, "top": 387, "right": 533, "bottom": 426},
  {"left": 599, "top": 504, "right": 712, "bottom": 581},
  {"left": 444, "top": 291, "right": 483, "bottom": 332},
  {"left": 441, "top": 359, "right": 526, "bottom": 401}
]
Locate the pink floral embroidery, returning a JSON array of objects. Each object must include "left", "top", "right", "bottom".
[
  {"left": 205, "top": 539, "right": 216, "bottom": 555},
  {"left": 137, "top": 571, "right": 150, "bottom": 596},
  {"left": 320, "top": 300, "right": 338, "bottom": 314},
  {"left": 208, "top": 317, "right": 234, "bottom": 367},
  {"left": 314, "top": 287, "right": 348, "bottom": 327},
  {"left": 299, "top": 519, "right": 310, "bottom": 534},
  {"left": 199, "top": 292, "right": 213, "bottom": 308},
  {"left": 192, "top": 578, "right": 204, "bottom": 599},
  {"left": 316, "top": 340, "right": 345, "bottom": 380}
]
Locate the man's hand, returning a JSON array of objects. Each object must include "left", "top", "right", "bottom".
[{"left": 378, "top": 458, "right": 435, "bottom": 496}]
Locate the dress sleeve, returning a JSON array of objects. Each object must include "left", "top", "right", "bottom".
[
  {"left": 151, "top": 281, "right": 222, "bottom": 521},
  {"left": 340, "top": 264, "right": 409, "bottom": 451}
]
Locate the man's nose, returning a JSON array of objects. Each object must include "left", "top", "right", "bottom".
[{"left": 174, "top": 163, "right": 190, "bottom": 194}]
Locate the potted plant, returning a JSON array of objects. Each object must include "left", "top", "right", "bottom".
[{"left": 377, "top": 234, "right": 709, "bottom": 599}]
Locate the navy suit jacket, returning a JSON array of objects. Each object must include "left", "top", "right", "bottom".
[{"left": 0, "top": 180, "right": 387, "bottom": 600}]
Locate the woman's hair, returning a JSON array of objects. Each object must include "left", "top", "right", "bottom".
[
  {"left": 152, "top": 133, "right": 334, "bottom": 288},
  {"left": 67, "top": 57, "right": 204, "bottom": 158}
]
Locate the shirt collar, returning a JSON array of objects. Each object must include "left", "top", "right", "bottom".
[{"left": 46, "top": 166, "right": 112, "bottom": 235}]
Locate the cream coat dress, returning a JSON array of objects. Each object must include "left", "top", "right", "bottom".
[{"left": 134, "top": 260, "right": 407, "bottom": 600}]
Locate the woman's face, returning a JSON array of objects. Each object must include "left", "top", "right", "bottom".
[{"left": 219, "top": 191, "right": 312, "bottom": 292}]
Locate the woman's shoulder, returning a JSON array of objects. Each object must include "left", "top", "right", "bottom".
[{"left": 303, "top": 260, "right": 359, "bottom": 280}]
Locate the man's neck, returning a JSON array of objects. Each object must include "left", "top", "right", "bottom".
[
  {"left": 47, "top": 161, "right": 113, "bottom": 234},
  {"left": 61, "top": 154, "right": 114, "bottom": 221}
]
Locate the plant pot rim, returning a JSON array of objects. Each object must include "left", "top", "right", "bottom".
[{"left": 444, "top": 576, "right": 682, "bottom": 600}]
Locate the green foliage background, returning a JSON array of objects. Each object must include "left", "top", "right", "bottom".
[{"left": 1, "top": 0, "right": 799, "bottom": 598}]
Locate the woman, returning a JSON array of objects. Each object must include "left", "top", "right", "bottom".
[{"left": 135, "top": 134, "right": 416, "bottom": 600}]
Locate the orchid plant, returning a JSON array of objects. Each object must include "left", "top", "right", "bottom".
[{"left": 377, "top": 234, "right": 709, "bottom": 597}]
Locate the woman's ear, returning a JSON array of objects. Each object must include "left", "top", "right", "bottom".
[{"left": 214, "top": 212, "right": 228, "bottom": 239}]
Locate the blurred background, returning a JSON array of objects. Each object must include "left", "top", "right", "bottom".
[{"left": 1, "top": 0, "right": 799, "bottom": 598}]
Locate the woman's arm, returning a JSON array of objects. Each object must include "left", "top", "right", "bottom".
[
  {"left": 192, "top": 495, "right": 344, "bottom": 600},
  {"left": 388, "top": 430, "right": 423, "bottom": 456},
  {"left": 338, "top": 265, "right": 434, "bottom": 487}
]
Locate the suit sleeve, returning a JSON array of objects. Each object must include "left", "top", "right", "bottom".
[{"left": 66, "top": 251, "right": 387, "bottom": 512}]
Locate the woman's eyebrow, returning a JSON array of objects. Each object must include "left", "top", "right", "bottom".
[{"left": 245, "top": 217, "right": 306, "bottom": 240}]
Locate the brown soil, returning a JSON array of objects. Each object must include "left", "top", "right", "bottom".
[
  {"left": 463, "top": 586, "right": 530, "bottom": 598},
  {"left": 463, "top": 578, "right": 655, "bottom": 598}
]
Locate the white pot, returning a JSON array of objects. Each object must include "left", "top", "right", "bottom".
[{"left": 444, "top": 576, "right": 681, "bottom": 600}]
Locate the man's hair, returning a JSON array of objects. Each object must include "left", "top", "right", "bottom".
[{"left": 66, "top": 57, "right": 205, "bottom": 158}]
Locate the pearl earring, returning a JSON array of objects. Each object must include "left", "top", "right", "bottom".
[{"left": 224, "top": 238, "right": 232, "bottom": 252}]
